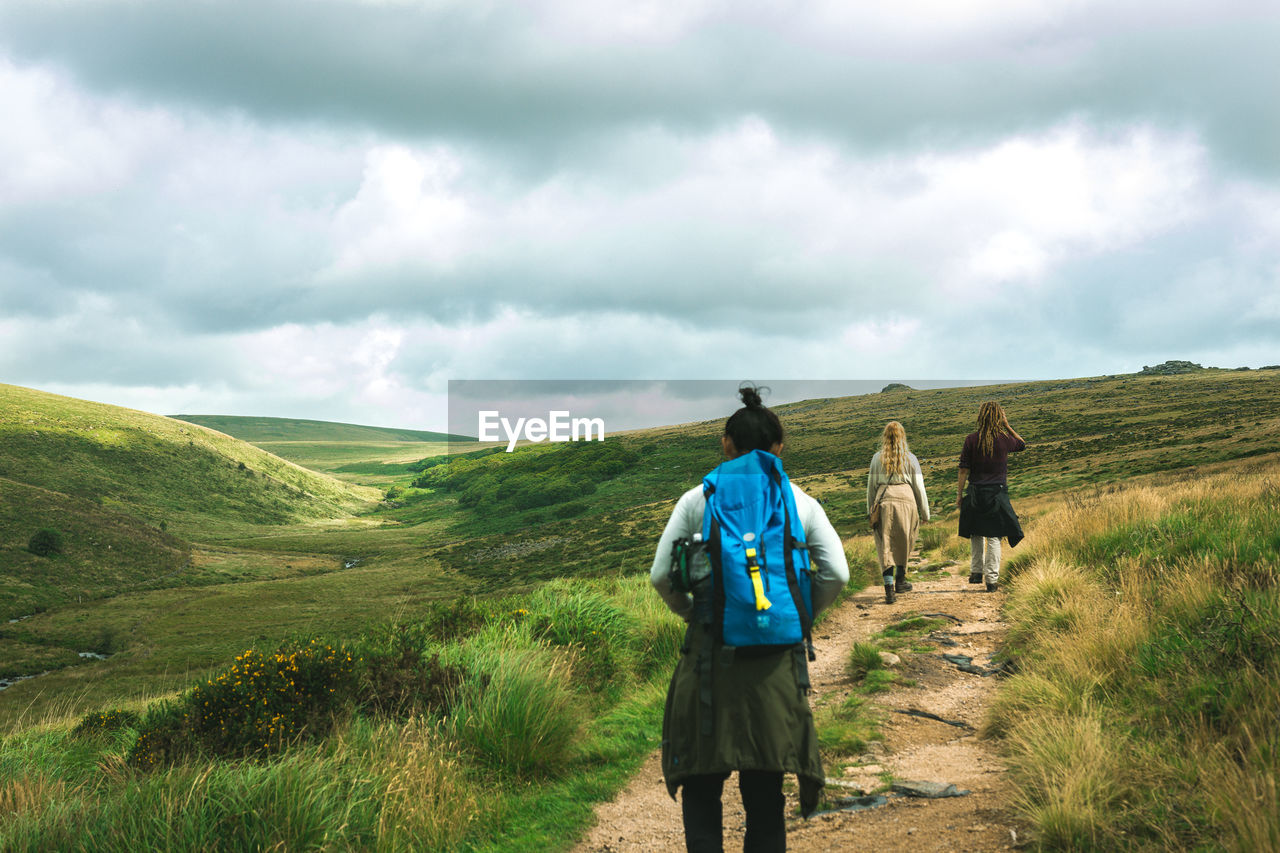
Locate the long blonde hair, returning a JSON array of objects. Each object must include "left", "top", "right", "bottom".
[
  {"left": 976, "top": 401, "right": 1007, "bottom": 457},
  {"left": 880, "top": 421, "right": 908, "bottom": 477}
]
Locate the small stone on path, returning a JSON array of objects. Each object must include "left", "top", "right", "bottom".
[{"left": 891, "top": 780, "right": 971, "bottom": 799}]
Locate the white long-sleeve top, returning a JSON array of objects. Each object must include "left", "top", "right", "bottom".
[
  {"left": 866, "top": 450, "right": 931, "bottom": 521},
  {"left": 650, "top": 482, "right": 850, "bottom": 623}
]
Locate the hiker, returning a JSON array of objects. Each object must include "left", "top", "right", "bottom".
[
  {"left": 866, "top": 421, "right": 931, "bottom": 604},
  {"left": 651, "top": 385, "right": 850, "bottom": 853},
  {"left": 957, "top": 401, "right": 1026, "bottom": 591}
]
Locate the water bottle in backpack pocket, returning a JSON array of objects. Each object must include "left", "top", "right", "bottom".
[{"left": 670, "top": 532, "right": 714, "bottom": 626}]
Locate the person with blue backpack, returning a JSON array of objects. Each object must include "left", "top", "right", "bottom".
[{"left": 651, "top": 385, "right": 850, "bottom": 853}]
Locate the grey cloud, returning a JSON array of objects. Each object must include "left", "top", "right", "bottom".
[
  {"left": 1, "top": 1, "right": 1276, "bottom": 176},
  {"left": 3, "top": 317, "right": 236, "bottom": 387}
]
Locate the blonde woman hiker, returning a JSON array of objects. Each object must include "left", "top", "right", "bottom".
[
  {"left": 867, "top": 421, "right": 931, "bottom": 604},
  {"left": 957, "top": 401, "right": 1026, "bottom": 592}
]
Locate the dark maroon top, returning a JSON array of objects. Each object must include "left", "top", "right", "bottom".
[{"left": 959, "top": 432, "right": 1027, "bottom": 485}]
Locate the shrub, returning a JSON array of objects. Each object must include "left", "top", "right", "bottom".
[
  {"left": 128, "top": 640, "right": 360, "bottom": 768},
  {"left": 127, "top": 700, "right": 195, "bottom": 769},
  {"left": 71, "top": 709, "right": 141, "bottom": 738},
  {"left": 554, "top": 500, "right": 588, "bottom": 519},
  {"left": 354, "top": 629, "right": 465, "bottom": 720},
  {"left": 421, "top": 597, "right": 499, "bottom": 642},
  {"left": 27, "top": 529, "right": 63, "bottom": 557}
]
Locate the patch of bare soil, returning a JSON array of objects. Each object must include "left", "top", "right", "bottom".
[{"left": 573, "top": 552, "right": 1023, "bottom": 853}]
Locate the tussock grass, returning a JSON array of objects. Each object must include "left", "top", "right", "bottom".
[
  {"left": 991, "top": 459, "right": 1280, "bottom": 850},
  {"left": 446, "top": 639, "right": 583, "bottom": 777},
  {"left": 1004, "top": 711, "right": 1134, "bottom": 850},
  {"left": 816, "top": 694, "right": 881, "bottom": 759},
  {"left": 916, "top": 523, "right": 951, "bottom": 553},
  {"left": 848, "top": 641, "right": 885, "bottom": 680},
  {"left": 940, "top": 536, "right": 971, "bottom": 563}
]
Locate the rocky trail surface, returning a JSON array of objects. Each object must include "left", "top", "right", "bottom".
[{"left": 573, "top": 552, "right": 1023, "bottom": 852}]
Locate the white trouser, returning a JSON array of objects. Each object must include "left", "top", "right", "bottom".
[{"left": 970, "top": 536, "right": 1001, "bottom": 582}]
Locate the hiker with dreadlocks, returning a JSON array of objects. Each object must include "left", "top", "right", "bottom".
[
  {"left": 651, "top": 384, "right": 849, "bottom": 853},
  {"left": 957, "top": 401, "right": 1026, "bottom": 591},
  {"left": 866, "top": 421, "right": 931, "bottom": 604}
]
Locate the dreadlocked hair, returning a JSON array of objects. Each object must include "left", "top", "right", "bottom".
[
  {"left": 724, "top": 384, "right": 784, "bottom": 454},
  {"left": 880, "top": 421, "right": 908, "bottom": 478},
  {"left": 976, "top": 401, "right": 1007, "bottom": 457}
]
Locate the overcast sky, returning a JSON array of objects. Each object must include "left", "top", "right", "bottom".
[{"left": 1, "top": 0, "right": 1277, "bottom": 431}]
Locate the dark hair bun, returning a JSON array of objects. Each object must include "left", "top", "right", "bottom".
[{"left": 725, "top": 383, "right": 783, "bottom": 453}]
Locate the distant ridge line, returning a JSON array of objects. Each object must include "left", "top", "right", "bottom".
[{"left": 172, "top": 414, "right": 475, "bottom": 443}]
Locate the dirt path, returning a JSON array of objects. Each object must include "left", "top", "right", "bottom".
[{"left": 573, "top": 554, "right": 1022, "bottom": 852}]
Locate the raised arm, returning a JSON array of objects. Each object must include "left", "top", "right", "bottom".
[{"left": 1002, "top": 412, "right": 1026, "bottom": 448}]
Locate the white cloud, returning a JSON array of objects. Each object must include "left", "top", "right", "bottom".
[
  {"left": 530, "top": 0, "right": 727, "bottom": 45},
  {"left": 0, "top": 60, "right": 172, "bottom": 203},
  {"left": 323, "top": 145, "right": 472, "bottom": 282}
]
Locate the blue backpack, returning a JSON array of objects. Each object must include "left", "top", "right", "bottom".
[{"left": 701, "top": 449, "right": 814, "bottom": 655}]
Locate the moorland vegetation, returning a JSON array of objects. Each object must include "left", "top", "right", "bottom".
[{"left": 2, "top": 367, "right": 1279, "bottom": 850}]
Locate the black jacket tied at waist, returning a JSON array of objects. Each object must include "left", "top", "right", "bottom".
[{"left": 959, "top": 483, "right": 1024, "bottom": 546}]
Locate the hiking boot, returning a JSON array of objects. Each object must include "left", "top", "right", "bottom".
[
  {"left": 884, "top": 583, "right": 896, "bottom": 604},
  {"left": 985, "top": 580, "right": 999, "bottom": 592},
  {"left": 894, "top": 567, "right": 913, "bottom": 593},
  {"left": 968, "top": 573, "right": 982, "bottom": 584}
]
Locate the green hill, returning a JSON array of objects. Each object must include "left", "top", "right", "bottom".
[
  {"left": 405, "top": 368, "right": 1280, "bottom": 588},
  {"left": 4, "top": 368, "right": 1280, "bottom": 852},
  {"left": 4, "top": 370, "right": 1280, "bottom": 853},
  {"left": 4, "top": 369, "right": 1279, "bottom": 725},
  {"left": 0, "top": 384, "right": 378, "bottom": 620},
  {"left": 0, "top": 478, "right": 189, "bottom": 622},
  {"left": 171, "top": 414, "right": 472, "bottom": 444},
  {"left": 171, "top": 415, "right": 475, "bottom": 483}
]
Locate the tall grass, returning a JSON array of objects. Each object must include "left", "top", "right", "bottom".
[
  {"left": 991, "top": 459, "right": 1280, "bottom": 850},
  {"left": 445, "top": 635, "right": 583, "bottom": 777},
  {"left": 0, "top": 718, "right": 477, "bottom": 852},
  {"left": 0, "top": 572, "right": 684, "bottom": 852}
]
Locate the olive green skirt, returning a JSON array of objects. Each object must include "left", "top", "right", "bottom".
[{"left": 660, "top": 622, "right": 825, "bottom": 816}]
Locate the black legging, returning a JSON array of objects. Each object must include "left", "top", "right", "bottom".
[{"left": 681, "top": 770, "right": 786, "bottom": 853}]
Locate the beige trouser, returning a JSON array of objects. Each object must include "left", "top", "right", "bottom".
[{"left": 970, "top": 536, "right": 1001, "bottom": 583}]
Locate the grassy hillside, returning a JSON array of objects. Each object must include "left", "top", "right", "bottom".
[
  {"left": 991, "top": 456, "right": 1280, "bottom": 850},
  {"left": 0, "top": 479, "right": 189, "bottom": 623},
  {"left": 4, "top": 369, "right": 1277, "bottom": 722},
  {"left": 0, "top": 385, "right": 377, "bottom": 538},
  {"left": 0, "top": 383, "right": 380, "bottom": 682},
  {"left": 1, "top": 368, "right": 1279, "bottom": 851},
  {"left": 171, "top": 414, "right": 470, "bottom": 444},
  {"left": 173, "top": 414, "right": 474, "bottom": 484},
  {"left": 403, "top": 368, "right": 1280, "bottom": 591}
]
